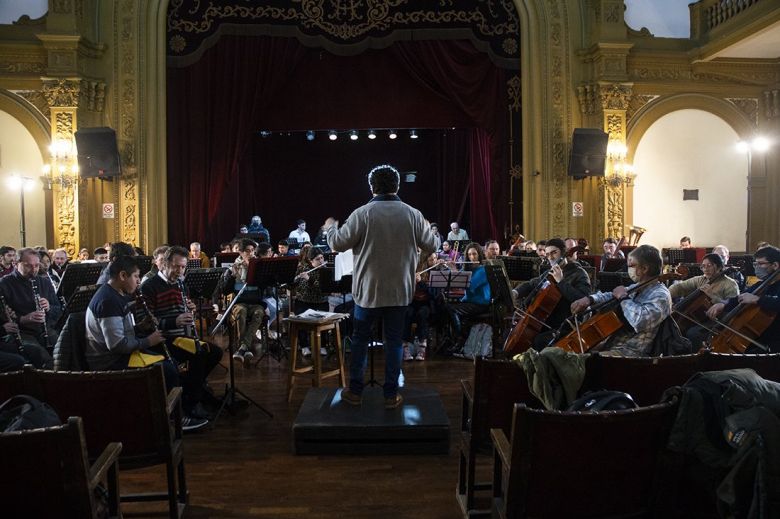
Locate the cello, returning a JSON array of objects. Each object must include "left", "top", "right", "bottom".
[
  {"left": 709, "top": 268, "right": 780, "bottom": 353},
  {"left": 672, "top": 267, "right": 737, "bottom": 334},
  {"left": 552, "top": 267, "right": 686, "bottom": 354},
  {"left": 503, "top": 257, "right": 564, "bottom": 355}
]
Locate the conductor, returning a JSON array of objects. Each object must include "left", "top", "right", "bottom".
[{"left": 326, "top": 164, "right": 436, "bottom": 408}]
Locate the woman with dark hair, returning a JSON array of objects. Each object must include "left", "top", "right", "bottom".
[
  {"left": 294, "top": 246, "right": 328, "bottom": 356},
  {"left": 403, "top": 252, "right": 444, "bottom": 361},
  {"left": 670, "top": 253, "right": 739, "bottom": 304},
  {"left": 446, "top": 242, "right": 492, "bottom": 336}
]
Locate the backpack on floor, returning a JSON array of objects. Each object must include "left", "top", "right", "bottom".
[
  {"left": 462, "top": 323, "right": 493, "bottom": 359},
  {"left": 0, "top": 395, "right": 62, "bottom": 432}
]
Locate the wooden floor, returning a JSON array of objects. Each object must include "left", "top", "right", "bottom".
[{"left": 120, "top": 346, "right": 475, "bottom": 518}]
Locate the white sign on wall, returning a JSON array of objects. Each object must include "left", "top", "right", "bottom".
[
  {"left": 572, "top": 201, "right": 584, "bottom": 217},
  {"left": 102, "top": 203, "right": 115, "bottom": 219}
]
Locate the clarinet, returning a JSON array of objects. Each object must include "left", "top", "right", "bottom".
[
  {"left": 177, "top": 280, "right": 202, "bottom": 349},
  {"left": 29, "top": 278, "right": 49, "bottom": 343},
  {"left": 134, "top": 292, "right": 186, "bottom": 373},
  {"left": 0, "top": 295, "right": 25, "bottom": 356}
]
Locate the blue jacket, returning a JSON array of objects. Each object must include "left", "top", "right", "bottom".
[{"left": 462, "top": 266, "right": 491, "bottom": 306}]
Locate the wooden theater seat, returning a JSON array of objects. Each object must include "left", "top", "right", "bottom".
[
  {"left": 491, "top": 398, "right": 678, "bottom": 518},
  {"left": 0, "top": 416, "right": 122, "bottom": 519}
]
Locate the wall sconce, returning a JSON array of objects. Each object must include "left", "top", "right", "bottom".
[
  {"left": 605, "top": 140, "right": 635, "bottom": 186},
  {"left": 41, "top": 137, "right": 79, "bottom": 190}
]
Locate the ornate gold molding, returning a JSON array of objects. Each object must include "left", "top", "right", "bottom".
[
  {"left": 42, "top": 78, "right": 80, "bottom": 107},
  {"left": 725, "top": 97, "right": 759, "bottom": 127},
  {"left": 599, "top": 83, "right": 632, "bottom": 111}
]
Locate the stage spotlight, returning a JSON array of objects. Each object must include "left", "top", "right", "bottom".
[
  {"left": 388, "top": 130, "right": 397, "bottom": 139},
  {"left": 260, "top": 130, "right": 271, "bottom": 138},
  {"left": 367, "top": 130, "right": 377, "bottom": 140},
  {"left": 350, "top": 130, "right": 359, "bottom": 141},
  {"left": 328, "top": 130, "right": 338, "bottom": 141},
  {"left": 306, "top": 131, "right": 315, "bottom": 141},
  {"left": 409, "top": 130, "right": 418, "bottom": 139}
]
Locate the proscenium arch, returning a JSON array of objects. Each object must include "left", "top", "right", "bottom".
[
  {"left": 0, "top": 89, "right": 51, "bottom": 159},
  {"left": 627, "top": 93, "right": 755, "bottom": 163}
]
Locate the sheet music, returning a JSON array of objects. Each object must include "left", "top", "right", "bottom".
[{"left": 334, "top": 249, "right": 354, "bottom": 281}]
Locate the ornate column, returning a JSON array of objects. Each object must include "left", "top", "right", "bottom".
[
  {"left": 597, "top": 82, "right": 633, "bottom": 240},
  {"left": 42, "top": 78, "right": 80, "bottom": 256}
]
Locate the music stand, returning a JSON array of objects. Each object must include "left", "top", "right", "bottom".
[
  {"left": 596, "top": 272, "right": 633, "bottom": 292},
  {"left": 678, "top": 263, "right": 703, "bottom": 279},
  {"left": 429, "top": 269, "right": 472, "bottom": 301},
  {"left": 55, "top": 284, "right": 99, "bottom": 330},
  {"left": 186, "top": 258, "right": 202, "bottom": 270},
  {"left": 56, "top": 263, "right": 105, "bottom": 302},
  {"left": 215, "top": 252, "right": 239, "bottom": 268},
  {"left": 248, "top": 256, "right": 299, "bottom": 363},
  {"left": 184, "top": 268, "right": 225, "bottom": 335},
  {"left": 602, "top": 257, "right": 627, "bottom": 273}
]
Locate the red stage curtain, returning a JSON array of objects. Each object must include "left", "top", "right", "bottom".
[{"left": 167, "top": 36, "right": 508, "bottom": 249}]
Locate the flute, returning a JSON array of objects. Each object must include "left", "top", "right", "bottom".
[{"left": 300, "top": 262, "right": 328, "bottom": 276}]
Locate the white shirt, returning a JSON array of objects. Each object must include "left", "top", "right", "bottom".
[{"left": 288, "top": 229, "right": 311, "bottom": 244}]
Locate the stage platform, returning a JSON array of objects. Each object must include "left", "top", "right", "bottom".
[{"left": 292, "top": 386, "right": 450, "bottom": 455}]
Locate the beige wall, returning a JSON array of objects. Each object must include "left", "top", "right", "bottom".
[
  {"left": 0, "top": 109, "right": 46, "bottom": 247},
  {"left": 633, "top": 109, "right": 748, "bottom": 251}
]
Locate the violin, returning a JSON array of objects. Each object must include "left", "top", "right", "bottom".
[
  {"left": 709, "top": 268, "right": 780, "bottom": 353},
  {"left": 503, "top": 257, "right": 564, "bottom": 355},
  {"left": 552, "top": 266, "right": 687, "bottom": 354}
]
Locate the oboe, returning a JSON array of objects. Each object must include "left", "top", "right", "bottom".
[
  {"left": 134, "top": 292, "right": 186, "bottom": 373},
  {"left": 29, "top": 278, "right": 48, "bottom": 342},
  {"left": 0, "top": 295, "right": 25, "bottom": 356}
]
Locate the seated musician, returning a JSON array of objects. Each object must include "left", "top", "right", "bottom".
[
  {"left": 571, "top": 244, "right": 672, "bottom": 357},
  {"left": 277, "top": 239, "right": 296, "bottom": 257},
  {"left": 0, "top": 248, "right": 61, "bottom": 368},
  {"left": 484, "top": 240, "right": 501, "bottom": 260},
  {"left": 535, "top": 240, "right": 547, "bottom": 259},
  {"left": 294, "top": 246, "right": 329, "bottom": 357},
  {"left": 447, "top": 243, "right": 491, "bottom": 334},
  {"left": 49, "top": 248, "right": 69, "bottom": 288},
  {"left": 93, "top": 247, "right": 109, "bottom": 262},
  {"left": 565, "top": 237, "right": 580, "bottom": 262},
  {"left": 142, "top": 245, "right": 169, "bottom": 283},
  {"left": 706, "top": 246, "right": 780, "bottom": 353},
  {"left": 140, "top": 245, "right": 223, "bottom": 421},
  {"left": 247, "top": 215, "right": 271, "bottom": 243},
  {"left": 513, "top": 238, "right": 591, "bottom": 350},
  {"left": 523, "top": 241, "right": 537, "bottom": 253},
  {"left": 97, "top": 241, "right": 137, "bottom": 284},
  {"left": 189, "top": 242, "right": 210, "bottom": 268},
  {"left": 85, "top": 256, "right": 208, "bottom": 431},
  {"left": 0, "top": 246, "right": 16, "bottom": 278},
  {"left": 77, "top": 248, "right": 90, "bottom": 261},
  {"left": 671, "top": 253, "right": 739, "bottom": 348},
  {"left": 403, "top": 252, "right": 443, "bottom": 361},
  {"left": 679, "top": 236, "right": 692, "bottom": 249},
  {"left": 439, "top": 240, "right": 460, "bottom": 263},
  {"left": 600, "top": 238, "right": 625, "bottom": 271},
  {"left": 221, "top": 239, "right": 270, "bottom": 365},
  {"left": 712, "top": 244, "right": 746, "bottom": 291},
  {"left": 430, "top": 223, "right": 443, "bottom": 251}
]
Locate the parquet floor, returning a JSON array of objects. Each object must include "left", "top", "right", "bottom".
[{"left": 120, "top": 345, "right": 475, "bottom": 518}]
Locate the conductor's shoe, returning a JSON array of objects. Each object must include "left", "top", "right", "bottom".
[
  {"left": 384, "top": 394, "right": 403, "bottom": 409},
  {"left": 340, "top": 388, "right": 362, "bottom": 406}
]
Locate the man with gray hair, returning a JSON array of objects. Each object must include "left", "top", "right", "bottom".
[
  {"left": 570, "top": 244, "right": 671, "bottom": 356},
  {"left": 326, "top": 164, "right": 436, "bottom": 408}
]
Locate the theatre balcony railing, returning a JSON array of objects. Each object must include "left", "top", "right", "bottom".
[{"left": 689, "top": 0, "right": 780, "bottom": 47}]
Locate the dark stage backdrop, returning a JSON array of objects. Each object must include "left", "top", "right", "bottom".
[
  {"left": 167, "top": 36, "right": 508, "bottom": 252},
  {"left": 216, "top": 129, "right": 471, "bottom": 244}
]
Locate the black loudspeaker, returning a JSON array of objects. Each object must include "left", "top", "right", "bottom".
[
  {"left": 567, "top": 128, "right": 608, "bottom": 179},
  {"left": 74, "top": 127, "right": 121, "bottom": 179}
]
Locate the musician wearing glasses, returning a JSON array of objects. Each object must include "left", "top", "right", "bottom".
[
  {"left": 141, "top": 245, "right": 223, "bottom": 421},
  {"left": 706, "top": 246, "right": 780, "bottom": 353},
  {"left": 0, "top": 248, "right": 58, "bottom": 367},
  {"left": 670, "top": 254, "right": 738, "bottom": 304},
  {"left": 570, "top": 245, "right": 672, "bottom": 357},
  {"left": 512, "top": 238, "right": 591, "bottom": 350}
]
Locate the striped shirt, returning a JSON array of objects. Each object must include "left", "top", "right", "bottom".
[
  {"left": 139, "top": 272, "right": 188, "bottom": 338},
  {"left": 590, "top": 281, "right": 672, "bottom": 357}
]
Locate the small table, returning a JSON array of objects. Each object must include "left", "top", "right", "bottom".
[{"left": 286, "top": 316, "right": 346, "bottom": 402}]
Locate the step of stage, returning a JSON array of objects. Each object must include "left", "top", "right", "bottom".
[{"left": 292, "top": 386, "right": 450, "bottom": 455}]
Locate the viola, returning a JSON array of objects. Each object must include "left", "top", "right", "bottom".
[
  {"left": 552, "top": 267, "right": 687, "bottom": 354},
  {"left": 710, "top": 268, "right": 779, "bottom": 353},
  {"left": 503, "top": 258, "right": 563, "bottom": 355}
]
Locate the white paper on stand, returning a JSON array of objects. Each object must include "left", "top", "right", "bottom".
[{"left": 334, "top": 249, "right": 354, "bottom": 281}]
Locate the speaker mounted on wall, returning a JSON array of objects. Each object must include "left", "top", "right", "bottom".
[
  {"left": 74, "top": 127, "right": 121, "bottom": 179},
  {"left": 568, "top": 128, "right": 608, "bottom": 179}
]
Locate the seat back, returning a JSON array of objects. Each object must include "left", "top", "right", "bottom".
[
  {"left": 0, "top": 416, "right": 95, "bottom": 517},
  {"left": 470, "top": 358, "right": 542, "bottom": 445},
  {"left": 53, "top": 311, "right": 90, "bottom": 371},
  {"left": 0, "top": 370, "right": 26, "bottom": 403},
  {"left": 581, "top": 353, "right": 701, "bottom": 405},
  {"left": 28, "top": 365, "right": 171, "bottom": 461},
  {"left": 702, "top": 352, "right": 780, "bottom": 382},
  {"left": 508, "top": 399, "right": 678, "bottom": 517}
]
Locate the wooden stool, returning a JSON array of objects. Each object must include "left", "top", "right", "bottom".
[{"left": 286, "top": 317, "right": 346, "bottom": 402}]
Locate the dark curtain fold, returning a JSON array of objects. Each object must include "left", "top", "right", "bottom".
[
  {"left": 167, "top": 37, "right": 306, "bottom": 242},
  {"left": 167, "top": 36, "right": 508, "bottom": 248}
]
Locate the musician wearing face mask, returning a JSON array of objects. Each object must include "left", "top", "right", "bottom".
[
  {"left": 570, "top": 245, "right": 672, "bottom": 356},
  {"left": 512, "top": 238, "right": 591, "bottom": 350},
  {"left": 705, "top": 246, "right": 780, "bottom": 353},
  {"left": 141, "top": 245, "right": 223, "bottom": 421},
  {"left": 0, "top": 248, "right": 58, "bottom": 368}
]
